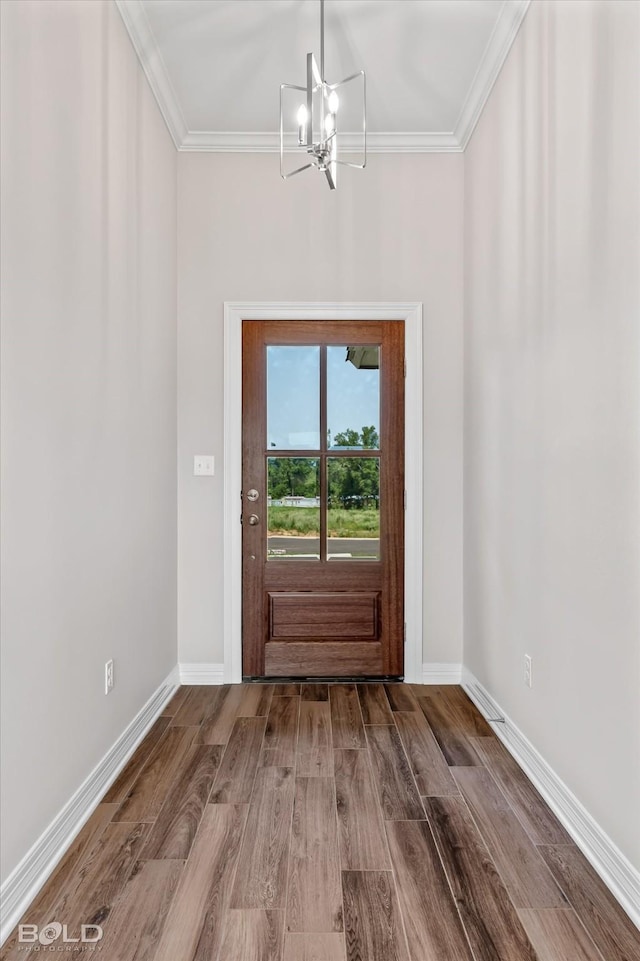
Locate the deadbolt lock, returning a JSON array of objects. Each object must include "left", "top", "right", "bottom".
[{"left": 247, "top": 489, "right": 259, "bottom": 502}]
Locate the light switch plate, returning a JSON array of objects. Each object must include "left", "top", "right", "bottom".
[
  {"left": 105, "top": 659, "right": 114, "bottom": 695},
  {"left": 194, "top": 455, "right": 215, "bottom": 476}
]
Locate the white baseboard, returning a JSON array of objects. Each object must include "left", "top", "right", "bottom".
[
  {"left": 178, "top": 662, "right": 225, "bottom": 684},
  {"left": 462, "top": 667, "right": 640, "bottom": 929},
  {"left": 421, "top": 662, "right": 462, "bottom": 684},
  {"left": 0, "top": 667, "right": 179, "bottom": 947}
]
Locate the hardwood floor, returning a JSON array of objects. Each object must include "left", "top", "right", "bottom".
[{"left": 3, "top": 683, "right": 638, "bottom": 961}]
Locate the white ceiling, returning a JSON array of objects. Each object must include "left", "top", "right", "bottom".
[{"left": 116, "top": 0, "right": 530, "bottom": 152}]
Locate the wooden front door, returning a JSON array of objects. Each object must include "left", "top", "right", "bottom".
[{"left": 242, "top": 320, "right": 405, "bottom": 678}]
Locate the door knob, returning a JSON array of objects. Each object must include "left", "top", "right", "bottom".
[{"left": 248, "top": 514, "right": 260, "bottom": 526}]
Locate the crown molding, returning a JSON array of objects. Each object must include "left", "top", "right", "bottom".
[
  {"left": 117, "top": 0, "right": 529, "bottom": 154},
  {"left": 115, "top": 0, "right": 187, "bottom": 149},
  {"left": 454, "top": 0, "right": 531, "bottom": 149},
  {"left": 180, "top": 130, "right": 461, "bottom": 154}
]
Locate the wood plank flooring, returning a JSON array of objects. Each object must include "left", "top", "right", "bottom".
[{"left": 3, "top": 683, "right": 639, "bottom": 961}]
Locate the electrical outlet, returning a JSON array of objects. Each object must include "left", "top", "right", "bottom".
[
  {"left": 524, "top": 654, "right": 532, "bottom": 688},
  {"left": 105, "top": 659, "right": 114, "bottom": 695}
]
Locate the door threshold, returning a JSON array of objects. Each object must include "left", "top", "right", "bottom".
[{"left": 243, "top": 675, "right": 404, "bottom": 683}]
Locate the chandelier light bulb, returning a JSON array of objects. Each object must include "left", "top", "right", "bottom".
[
  {"left": 296, "top": 103, "right": 308, "bottom": 145},
  {"left": 327, "top": 90, "right": 339, "bottom": 114}
]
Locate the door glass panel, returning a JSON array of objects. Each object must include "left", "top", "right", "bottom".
[
  {"left": 327, "top": 346, "right": 380, "bottom": 450},
  {"left": 267, "top": 346, "right": 320, "bottom": 450},
  {"left": 327, "top": 457, "right": 380, "bottom": 560},
  {"left": 267, "top": 457, "right": 320, "bottom": 560}
]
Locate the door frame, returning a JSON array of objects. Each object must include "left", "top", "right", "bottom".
[{"left": 223, "top": 302, "right": 423, "bottom": 683}]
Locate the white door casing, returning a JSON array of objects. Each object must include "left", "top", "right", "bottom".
[{"left": 223, "top": 302, "right": 423, "bottom": 683}]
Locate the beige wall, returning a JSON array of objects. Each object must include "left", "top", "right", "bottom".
[
  {"left": 177, "top": 152, "right": 465, "bottom": 669},
  {"left": 0, "top": 0, "right": 177, "bottom": 882},
  {"left": 464, "top": 0, "right": 640, "bottom": 868}
]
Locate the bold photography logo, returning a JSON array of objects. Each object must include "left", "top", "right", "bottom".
[{"left": 18, "top": 921, "right": 103, "bottom": 948}]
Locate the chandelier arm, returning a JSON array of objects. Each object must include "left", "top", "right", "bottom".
[
  {"left": 329, "top": 70, "right": 366, "bottom": 88},
  {"left": 335, "top": 160, "right": 366, "bottom": 170},
  {"left": 282, "top": 163, "right": 316, "bottom": 181},
  {"left": 307, "top": 55, "right": 314, "bottom": 148}
]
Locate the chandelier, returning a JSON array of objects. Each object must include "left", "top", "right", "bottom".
[{"left": 280, "top": 0, "right": 366, "bottom": 190}]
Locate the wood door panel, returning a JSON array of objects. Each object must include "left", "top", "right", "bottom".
[
  {"left": 265, "top": 642, "right": 383, "bottom": 677},
  {"left": 270, "top": 592, "right": 379, "bottom": 640},
  {"left": 266, "top": 564, "right": 381, "bottom": 591},
  {"left": 243, "top": 320, "right": 404, "bottom": 679}
]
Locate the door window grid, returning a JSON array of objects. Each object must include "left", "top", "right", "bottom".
[{"left": 266, "top": 344, "right": 381, "bottom": 562}]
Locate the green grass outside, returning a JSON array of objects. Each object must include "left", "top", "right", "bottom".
[{"left": 268, "top": 506, "right": 379, "bottom": 538}]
